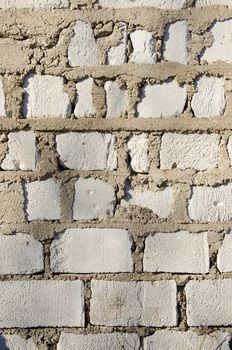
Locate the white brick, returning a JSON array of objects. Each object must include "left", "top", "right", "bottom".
[
  {"left": 144, "top": 231, "right": 209, "bottom": 274},
  {"left": 23, "top": 74, "right": 71, "bottom": 118},
  {"left": 0, "top": 76, "right": 6, "bottom": 116},
  {"left": 58, "top": 333, "right": 140, "bottom": 350},
  {"left": 97, "top": 0, "right": 186, "bottom": 8},
  {"left": 200, "top": 20, "right": 232, "bottom": 64},
  {"left": 1, "top": 131, "right": 38, "bottom": 170},
  {"left": 144, "top": 331, "right": 231, "bottom": 350},
  {"left": 73, "top": 178, "right": 116, "bottom": 220},
  {"left": 105, "top": 81, "right": 128, "bottom": 118},
  {"left": 137, "top": 80, "right": 187, "bottom": 118},
  {"left": 0, "top": 233, "right": 43, "bottom": 274},
  {"left": 56, "top": 132, "right": 117, "bottom": 170},
  {"left": 160, "top": 133, "right": 220, "bottom": 170},
  {"left": 0, "top": 335, "right": 39, "bottom": 350},
  {"left": 163, "top": 21, "right": 189, "bottom": 64},
  {"left": 90, "top": 280, "right": 177, "bottom": 326},
  {"left": 0, "top": 280, "right": 84, "bottom": 327},
  {"left": 0, "top": 0, "right": 68, "bottom": 7},
  {"left": 191, "top": 76, "right": 225, "bottom": 117},
  {"left": 51, "top": 228, "right": 133, "bottom": 273},
  {"left": 107, "top": 23, "right": 127, "bottom": 65},
  {"left": 130, "top": 30, "right": 156, "bottom": 64},
  {"left": 226, "top": 136, "right": 232, "bottom": 164},
  {"left": 68, "top": 21, "right": 99, "bottom": 67},
  {"left": 128, "top": 133, "right": 149, "bottom": 172},
  {"left": 123, "top": 186, "right": 174, "bottom": 218},
  {"left": 24, "top": 179, "right": 60, "bottom": 221},
  {"left": 188, "top": 184, "right": 232, "bottom": 222},
  {"left": 196, "top": 0, "right": 232, "bottom": 6},
  {"left": 186, "top": 279, "right": 232, "bottom": 326},
  {"left": 74, "top": 78, "right": 96, "bottom": 117},
  {"left": 217, "top": 232, "right": 232, "bottom": 272}
]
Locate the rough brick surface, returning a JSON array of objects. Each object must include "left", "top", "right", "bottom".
[
  {"left": 1, "top": 131, "right": 38, "bottom": 170},
  {"left": 68, "top": 21, "right": 99, "bottom": 67},
  {"left": 0, "top": 233, "right": 43, "bottom": 274},
  {"left": 74, "top": 78, "right": 96, "bottom": 117},
  {"left": 73, "top": 178, "right": 116, "bottom": 220},
  {"left": 137, "top": 80, "right": 187, "bottom": 118},
  {"left": 196, "top": 0, "right": 232, "bottom": 6},
  {"left": 107, "top": 22, "right": 127, "bottom": 65},
  {"left": 217, "top": 232, "right": 232, "bottom": 272},
  {"left": 50, "top": 228, "right": 133, "bottom": 273},
  {"left": 160, "top": 133, "right": 220, "bottom": 170},
  {"left": 130, "top": 30, "right": 156, "bottom": 64},
  {"left": 191, "top": 76, "right": 225, "bottom": 117},
  {"left": 163, "top": 21, "right": 189, "bottom": 64},
  {"left": 0, "top": 280, "right": 84, "bottom": 327},
  {"left": 0, "top": 0, "right": 68, "bottom": 7},
  {"left": 188, "top": 184, "right": 232, "bottom": 222},
  {"left": 57, "top": 333, "right": 140, "bottom": 350},
  {"left": 0, "top": 76, "right": 6, "bottom": 116},
  {"left": 105, "top": 81, "right": 128, "bottom": 118},
  {"left": 201, "top": 20, "right": 232, "bottom": 63},
  {"left": 128, "top": 133, "right": 149, "bottom": 172},
  {"left": 56, "top": 132, "right": 117, "bottom": 170},
  {"left": 143, "top": 231, "right": 209, "bottom": 273},
  {"left": 123, "top": 186, "right": 174, "bottom": 218},
  {"left": 24, "top": 179, "right": 60, "bottom": 221},
  {"left": 186, "top": 280, "right": 232, "bottom": 326},
  {"left": 97, "top": 0, "right": 187, "bottom": 8},
  {"left": 0, "top": 335, "right": 39, "bottom": 350},
  {"left": 90, "top": 280, "right": 177, "bottom": 326},
  {"left": 144, "top": 331, "right": 231, "bottom": 350},
  {"left": 23, "top": 74, "right": 71, "bottom": 118}
]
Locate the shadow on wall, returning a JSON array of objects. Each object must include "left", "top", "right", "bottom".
[{"left": 0, "top": 337, "right": 10, "bottom": 350}]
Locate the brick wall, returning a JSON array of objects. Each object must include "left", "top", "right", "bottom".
[{"left": 0, "top": 0, "right": 232, "bottom": 349}]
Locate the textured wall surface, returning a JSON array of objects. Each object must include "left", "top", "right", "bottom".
[{"left": 0, "top": 0, "right": 232, "bottom": 349}]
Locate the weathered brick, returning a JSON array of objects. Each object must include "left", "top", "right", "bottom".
[
  {"left": 0, "top": 335, "right": 39, "bottom": 350},
  {"left": 51, "top": 228, "right": 133, "bottom": 273},
  {"left": 196, "top": 0, "right": 232, "bottom": 6},
  {"left": 186, "top": 279, "right": 232, "bottom": 326},
  {"left": 201, "top": 20, "right": 232, "bottom": 63},
  {"left": 130, "top": 30, "right": 156, "bottom": 64},
  {"left": 123, "top": 186, "right": 174, "bottom": 218},
  {"left": 107, "top": 23, "right": 127, "bottom": 65},
  {"left": 97, "top": 0, "right": 187, "bottom": 8},
  {"left": 144, "top": 231, "right": 209, "bottom": 274},
  {"left": 24, "top": 179, "right": 60, "bottom": 221},
  {"left": 74, "top": 78, "right": 96, "bottom": 117},
  {"left": 128, "top": 133, "right": 149, "bottom": 173},
  {"left": 0, "top": 0, "right": 68, "bottom": 7},
  {"left": 57, "top": 333, "right": 140, "bottom": 350},
  {"left": 144, "top": 331, "right": 231, "bottom": 350},
  {"left": 23, "top": 74, "right": 71, "bottom": 118},
  {"left": 73, "top": 178, "right": 116, "bottom": 220},
  {"left": 1, "top": 131, "right": 38, "bottom": 170},
  {"left": 137, "top": 80, "right": 187, "bottom": 118},
  {"left": 105, "top": 81, "right": 128, "bottom": 118},
  {"left": 90, "top": 280, "right": 177, "bottom": 326},
  {"left": 0, "top": 233, "right": 43, "bottom": 274},
  {"left": 68, "top": 21, "right": 99, "bottom": 67},
  {"left": 160, "top": 133, "right": 220, "bottom": 170},
  {"left": 188, "top": 184, "right": 232, "bottom": 222},
  {"left": 56, "top": 132, "right": 117, "bottom": 170},
  {"left": 191, "top": 76, "right": 225, "bottom": 117},
  {"left": 217, "top": 232, "right": 232, "bottom": 272},
  {"left": 0, "top": 280, "right": 84, "bottom": 327},
  {"left": 163, "top": 21, "right": 189, "bottom": 64}
]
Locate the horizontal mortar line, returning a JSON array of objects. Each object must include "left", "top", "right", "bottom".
[
  {"left": 1, "top": 222, "right": 231, "bottom": 236},
  {"left": 58, "top": 62, "right": 232, "bottom": 80},
  {"left": 0, "top": 273, "right": 229, "bottom": 281},
  {"left": 2, "top": 117, "right": 232, "bottom": 132}
]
